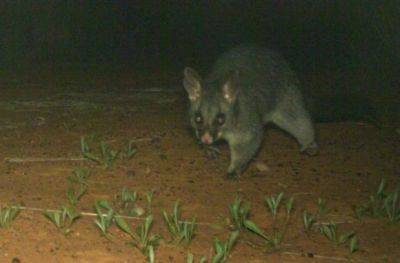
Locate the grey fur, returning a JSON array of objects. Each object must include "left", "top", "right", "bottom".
[{"left": 183, "top": 46, "right": 318, "bottom": 178}]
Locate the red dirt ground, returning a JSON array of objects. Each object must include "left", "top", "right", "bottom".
[{"left": 0, "top": 68, "right": 399, "bottom": 262}]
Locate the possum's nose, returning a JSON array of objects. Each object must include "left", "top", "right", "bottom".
[{"left": 201, "top": 132, "right": 213, "bottom": 144}]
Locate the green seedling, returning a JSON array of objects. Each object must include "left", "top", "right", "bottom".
[
  {"left": 94, "top": 200, "right": 114, "bottom": 236},
  {"left": 115, "top": 188, "right": 144, "bottom": 217},
  {"left": 244, "top": 220, "right": 270, "bottom": 240},
  {"left": 163, "top": 201, "right": 196, "bottom": 244},
  {"left": 244, "top": 195, "right": 294, "bottom": 249},
  {"left": 0, "top": 206, "right": 20, "bottom": 228},
  {"left": 228, "top": 196, "right": 250, "bottom": 230},
  {"left": 320, "top": 223, "right": 355, "bottom": 246},
  {"left": 302, "top": 211, "right": 316, "bottom": 232},
  {"left": 145, "top": 191, "right": 154, "bottom": 215},
  {"left": 81, "top": 137, "right": 120, "bottom": 168},
  {"left": 243, "top": 220, "right": 284, "bottom": 248},
  {"left": 147, "top": 245, "right": 155, "bottom": 263},
  {"left": 211, "top": 231, "right": 239, "bottom": 263},
  {"left": 285, "top": 197, "right": 294, "bottom": 221},
  {"left": 355, "top": 180, "right": 387, "bottom": 218},
  {"left": 354, "top": 179, "right": 400, "bottom": 222},
  {"left": 243, "top": 220, "right": 271, "bottom": 243},
  {"left": 121, "top": 187, "right": 137, "bottom": 205},
  {"left": 186, "top": 253, "right": 193, "bottom": 263},
  {"left": 383, "top": 190, "right": 400, "bottom": 222},
  {"left": 267, "top": 232, "right": 283, "bottom": 248},
  {"left": 66, "top": 184, "right": 87, "bottom": 207},
  {"left": 316, "top": 198, "right": 328, "bottom": 215},
  {"left": 115, "top": 215, "right": 160, "bottom": 262},
  {"left": 81, "top": 136, "right": 101, "bottom": 164},
  {"left": 43, "top": 206, "right": 80, "bottom": 234},
  {"left": 186, "top": 252, "right": 207, "bottom": 263},
  {"left": 349, "top": 236, "right": 359, "bottom": 254},
  {"left": 265, "top": 192, "right": 284, "bottom": 219},
  {"left": 122, "top": 140, "right": 137, "bottom": 160},
  {"left": 100, "top": 141, "right": 120, "bottom": 167},
  {"left": 67, "top": 167, "right": 91, "bottom": 185}
]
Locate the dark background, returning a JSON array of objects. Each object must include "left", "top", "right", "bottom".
[
  {"left": 1, "top": 1, "right": 398, "bottom": 71},
  {"left": 0, "top": 1, "right": 399, "bottom": 123}
]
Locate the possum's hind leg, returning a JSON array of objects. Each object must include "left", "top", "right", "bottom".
[{"left": 270, "top": 95, "right": 318, "bottom": 155}]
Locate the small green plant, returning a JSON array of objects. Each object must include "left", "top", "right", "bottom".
[
  {"left": 121, "top": 140, "right": 137, "bottom": 160},
  {"left": 115, "top": 215, "right": 160, "bottom": 262},
  {"left": 163, "top": 201, "right": 196, "bottom": 244},
  {"left": 211, "top": 231, "right": 239, "bottom": 263},
  {"left": 66, "top": 167, "right": 89, "bottom": 207},
  {"left": 186, "top": 232, "right": 239, "bottom": 263},
  {"left": 243, "top": 220, "right": 283, "bottom": 247},
  {"left": 186, "top": 252, "right": 207, "bottom": 263},
  {"left": 383, "top": 190, "right": 400, "bottom": 222},
  {"left": 135, "top": 216, "right": 160, "bottom": 257},
  {"left": 349, "top": 236, "right": 359, "bottom": 254},
  {"left": 228, "top": 196, "right": 250, "bottom": 230},
  {"left": 94, "top": 200, "right": 114, "bottom": 236},
  {"left": 244, "top": 220, "right": 269, "bottom": 240},
  {"left": 67, "top": 167, "right": 91, "bottom": 185},
  {"left": 99, "top": 141, "right": 120, "bottom": 167},
  {"left": 145, "top": 190, "right": 154, "bottom": 215},
  {"left": 66, "top": 184, "right": 87, "bottom": 207},
  {"left": 285, "top": 197, "right": 294, "bottom": 218},
  {"left": 354, "top": 179, "right": 400, "bottom": 223},
  {"left": 115, "top": 188, "right": 144, "bottom": 217},
  {"left": 302, "top": 211, "right": 316, "bottom": 232},
  {"left": 43, "top": 206, "right": 80, "bottom": 234},
  {"left": 265, "top": 192, "right": 284, "bottom": 218},
  {"left": 320, "top": 223, "right": 355, "bottom": 246},
  {"left": 245, "top": 195, "right": 294, "bottom": 249},
  {"left": 316, "top": 198, "right": 328, "bottom": 215},
  {"left": 81, "top": 137, "right": 120, "bottom": 168},
  {"left": 0, "top": 206, "right": 20, "bottom": 228},
  {"left": 121, "top": 187, "right": 137, "bottom": 204}
]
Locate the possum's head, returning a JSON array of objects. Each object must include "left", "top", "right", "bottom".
[{"left": 183, "top": 67, "right": 239, "bottom": 145}]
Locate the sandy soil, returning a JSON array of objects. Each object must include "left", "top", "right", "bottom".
[{"left": 0, "top": 69, "right": 399, "bottom": 263}]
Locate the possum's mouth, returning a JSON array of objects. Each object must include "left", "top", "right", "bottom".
[
  {"left": 200, "top": 132, "right": 213, "bottom": 144},
  {"left": 195, "top": 128, "right": 223, "bottom": 145}
]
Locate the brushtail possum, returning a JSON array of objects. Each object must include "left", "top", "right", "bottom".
[{"left": 183, "top": 46, "right": 318, "bottom": 178}]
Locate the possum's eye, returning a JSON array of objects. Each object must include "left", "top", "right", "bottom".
[
  {"left": 216, "top": 113, "right": 225, "bottom": 125},
  {"left": 194, "top": 113, "right": 203, "bottom": 124}
]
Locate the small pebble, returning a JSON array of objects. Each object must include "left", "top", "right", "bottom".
[{"left": 255, "top": 161, "right": 270, "bottom": 173}]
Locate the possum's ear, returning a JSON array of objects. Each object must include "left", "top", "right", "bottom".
[
  {"left": 183, "top": 67, "right": 202, "bottom": 102},
  {"left": 222, "top": 70, "right": 239, "bottom": 104}
]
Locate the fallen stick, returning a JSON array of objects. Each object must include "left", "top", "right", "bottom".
[
  {"left": 5, "top": 157, "right": 87, "bottom": 163},
  {"left": 105, "top": 136, "right": 161, "bottom": 144},
  {"left": 10, "top": 205, "right": 213, "bottom": 226},
  {"left": 282, "top": 252, "right": 350, "bottom": 262},
  {"left": 314, "top": 220, "right": 355, "bottom": 226},
  {"left": 13, "top": 206, "right": 142, "bottom": 220},
  {"left": 130, "top": 137, "right": 157, "bottom": 143},
  {"left": 128, "top": 87, "right": 178, "bottom": 93}
]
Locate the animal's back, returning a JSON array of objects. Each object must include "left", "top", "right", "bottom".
[{"left": 207, "top": 45, "right": 301, "bottom": 122}]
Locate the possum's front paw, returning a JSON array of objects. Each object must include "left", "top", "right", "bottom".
[
  {"left": 302, "top": 141, "right": 319, "bottom": 156},
  {"left": 204, "top": 145, "right": 220, "bottom": 160},
  {"left": 226, "top": 171, "right": 240, "bottom": 180}
]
